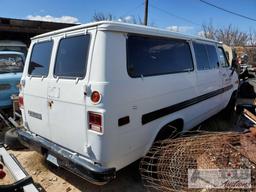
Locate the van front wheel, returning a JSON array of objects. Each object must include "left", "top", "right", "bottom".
[{"left": 221, "top": 91, "right": 237, "bottom": 119}]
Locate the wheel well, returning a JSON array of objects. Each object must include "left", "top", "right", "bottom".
[
  {"left": 227, "top": 90, "right": 238, "bottom": 108},
  {"left": 154, "top": 119, "right": 184, "bottom": 141},
  {"left": 232, "top": 90, "right": 238, "bottom": 98}
]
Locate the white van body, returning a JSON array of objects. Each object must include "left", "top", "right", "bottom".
[{"left": 18, "top": 21, "right": 239, "bottom": 184}]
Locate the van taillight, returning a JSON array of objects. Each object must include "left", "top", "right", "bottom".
[
  {"left": 88, "top": 112, "right": 102, "bottom": 133},
  {"left": 18, "top": 96, "right": 24, "bottom": 108}
]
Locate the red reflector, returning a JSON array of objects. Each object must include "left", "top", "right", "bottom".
[
  {"left": 91, "top": 91, "right": 101, "bottom": 103},
  {"left": 0, "top": 170, "right": 6, "bottom": 179},
  {"left": 18, "top": 96, "right": 24, "bottom": 108},
  {"left": 88, "top": 112, "right": 102, "bottom": 132}
]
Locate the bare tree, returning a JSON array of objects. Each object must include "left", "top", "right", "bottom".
[
  {"left": 201, "top": 22, "right": 216, "bottom": 40},
  {"left": 92, "top": 12, "right": 115, "bottom": 22},
  {"left": 248, "top": 29, "right": 256, "bottom": 46},
  {"left": 200, "top": 23, "right": 249, "bottom": 46}
]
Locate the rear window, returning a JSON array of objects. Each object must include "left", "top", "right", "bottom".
[
  {"left": 0, "top": 54, "right": 24, "bottom": 73},
  {"left": 28, "top": 41, "right": 53, "bottom": 76},
  {"left": 54, "top": 35, "right": 90, "bottom": 78},
  {"left": 127, "top": 35, "right": 193, "bottom": 77}
]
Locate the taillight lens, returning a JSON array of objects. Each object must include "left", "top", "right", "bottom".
[
  {"left": 91, "top": 91, "right": 101, "bottom": 103},
  {"left": 18, "top": 96, "right": 24, "bottom": 108},
  {"left": 88, "top": 112, "right": 102, "bottom": 133}
]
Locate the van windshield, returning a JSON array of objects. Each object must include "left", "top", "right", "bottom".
[{"left": 0, "top": 54, "right": 24, "bottom": 73}]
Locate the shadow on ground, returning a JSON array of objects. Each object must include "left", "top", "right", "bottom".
[{"left": 47, "top": 160, "right": 145, "bottom": 192}]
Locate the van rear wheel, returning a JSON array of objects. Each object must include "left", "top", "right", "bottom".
[
  {"left": 140, "top": 122, "right": 182, "bottom": 184},
  {"left": 154, "top": 120, "right": 183, "bottom": 142}
]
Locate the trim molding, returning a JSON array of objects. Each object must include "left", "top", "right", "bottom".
[{"left": 142, "top": 85, "right": 233, "bottom": 125}]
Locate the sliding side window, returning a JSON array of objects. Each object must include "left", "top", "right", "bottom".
[
  {"left": 193, "top": 43, "right": 219, "bottom": 70},
  {"left": 206, "top": 44, "right": 219, "bottom": 69},
  {"left": 127, "top": 35, "right": 193, "bottom": 77},
  {"left": 193, "top": 42, "right": 209, "bottom": 70}
]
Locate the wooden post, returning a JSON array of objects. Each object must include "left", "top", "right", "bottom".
[{"left": 144, "top": 0, "right": 148, "bottom": 25}]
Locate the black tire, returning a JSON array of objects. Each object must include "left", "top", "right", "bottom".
[
  {"left": 4, "top": 128, "right": 26, "bottom": 149},
  {"left": 221, "top": 91, "right": 237, "bottom": 119}
]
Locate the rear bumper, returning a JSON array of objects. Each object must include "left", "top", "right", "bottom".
[{"left": 17, "top": 129, "right": 116, "bottom": 185}]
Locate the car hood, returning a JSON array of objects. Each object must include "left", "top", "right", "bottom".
[{"left": 0, "top": 72, "right": 22, "bottom": 81}]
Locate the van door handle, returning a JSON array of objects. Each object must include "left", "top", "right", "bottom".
[{"left": 48, "top": 100, "right": 54, "bottom": 108}]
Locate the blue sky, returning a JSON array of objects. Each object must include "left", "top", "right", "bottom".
[{"left": 1, "top": 0, "right": 256, "bottom": 35}]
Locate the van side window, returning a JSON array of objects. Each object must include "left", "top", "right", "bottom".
[
  {"left": 205, "top": 44, "right": 219, "bottom": 69},
  {"left": 54, "top": 35, "right": 90, "bottom": 78},
  {"left": 193, "top": 43, "right": 209, "bottom": 70},
  {"left": 218, "top": 47, "right": 229, "bottom": 68},
  {"left": 193, "top": 43, "right": 218, "bottom": 70},
  {"left": 127, "top": 35, "right": 193, "bottom": 77},
  {"left": 28, "top": 41, "right": 53, "bottom": 76}
]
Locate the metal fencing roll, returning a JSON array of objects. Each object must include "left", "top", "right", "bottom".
[{"left": 140, "top": 131, "right": 256, "bottom": 192}]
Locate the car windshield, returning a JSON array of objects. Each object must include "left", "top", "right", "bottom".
[{"left": 0, "top": 54, "right": 24, "bottom": 73}]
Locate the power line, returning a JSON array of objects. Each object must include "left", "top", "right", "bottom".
[
  {"left": 149, "top": 4, "right": 200, "bottom": 26},
  {"left": 200, "top": 0, "right": 256, "bottom": 22},
  {"left": 121, "top": 2, "right": 144, "bottom": 18}
]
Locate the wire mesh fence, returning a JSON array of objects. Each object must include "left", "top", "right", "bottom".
[{"left": 140, "top": 131, "right": 256, "bottom": 192}]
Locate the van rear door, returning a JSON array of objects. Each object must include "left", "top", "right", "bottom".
[
  {"left": 23, "top": 40, "right": 53, "bottom": 139},
  {"left": 47, "top": 32, "right": 93, "bottom": 154}
]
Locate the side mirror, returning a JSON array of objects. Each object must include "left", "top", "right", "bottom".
[{"left": 230, "top": 59, "right": 238, "bottom": 77}]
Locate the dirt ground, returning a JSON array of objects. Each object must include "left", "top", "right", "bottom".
[{"left": 10, "top": 150, "right": 145, "bottom": 192}]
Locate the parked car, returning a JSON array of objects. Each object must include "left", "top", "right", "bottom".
[
  {"left": 0, "top": 51, "right": 24, "bottom": 109},
  {"left": 17, "top": 21, "right": 239, "bottom": 184},
  {"left": 0, "top": 40, "right": 27, "bottom": 56}
]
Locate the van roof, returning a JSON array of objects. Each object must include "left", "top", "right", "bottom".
[
  {"left": 32, "top": 21, "right": 220, "bottom": 44},
  {"left": 0, "top": 40, "right": 27, "bottom": 47}
]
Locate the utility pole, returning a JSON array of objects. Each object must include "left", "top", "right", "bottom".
[{"left": 144, "top": 0, "right": 148, "bottom": 25}]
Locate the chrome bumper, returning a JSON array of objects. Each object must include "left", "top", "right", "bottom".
[{"left": 17, "top": 129, "right": 116, "bottom": 185}]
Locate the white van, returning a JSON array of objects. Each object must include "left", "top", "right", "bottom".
[{"left": 17, "top": 21, "right": 239, "bottom": 184}]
